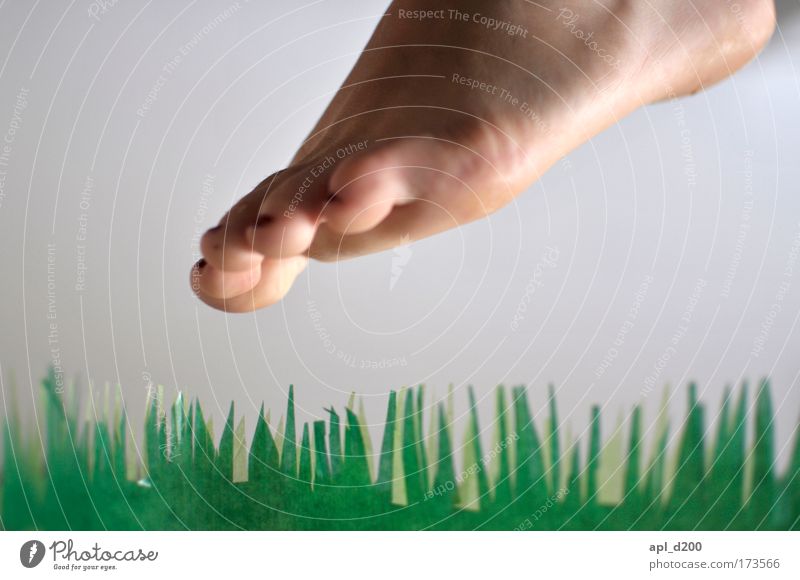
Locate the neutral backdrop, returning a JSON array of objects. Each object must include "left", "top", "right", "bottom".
[{"left": 1, "top": 0, "right": 800, "bottom": 471}]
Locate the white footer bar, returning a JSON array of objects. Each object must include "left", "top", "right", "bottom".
[{"left": 1, "top": 532, "right": 797, "bottom": 579}]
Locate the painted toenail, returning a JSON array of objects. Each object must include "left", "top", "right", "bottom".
[
  {"left": 254, "top": 214, "right": 274, "bottom": 228},
  {"left": 197, "top": 258, "right": 207, "bottom": 268}
]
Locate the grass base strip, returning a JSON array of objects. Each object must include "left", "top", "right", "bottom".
[{"left": 2, "top": 371, "right": 799, "bottom": 530}]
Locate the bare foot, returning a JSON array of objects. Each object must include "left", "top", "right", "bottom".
[{"left": 191, "top": 0, "right": 775, "bottom": 312}]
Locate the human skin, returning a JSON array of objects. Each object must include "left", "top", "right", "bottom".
[{"left": 191, "top": 0, "right": 776, "bottom": 313}]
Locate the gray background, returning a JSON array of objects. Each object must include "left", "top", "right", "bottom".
[{"left": 1, "top": 0, "right": 800, "bottom": 469}]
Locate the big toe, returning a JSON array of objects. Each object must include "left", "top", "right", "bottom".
[
  {"left": 192, "top": 255, "right": 308, "bottom": 313},
  {"left": 321, "top": 141, "right": 421, "bottom": 235}
]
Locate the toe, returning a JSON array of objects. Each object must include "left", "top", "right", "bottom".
[
  {"left": 199, "top": 175, "right": 278, "bottom": 271},
  {"left": 245, "top": 210, "right": 319, "bottom": 259},
  {"left": 200, "top": 224, "right": 264, "bottom": 271},
  {"left": 238, "top": 168, "right": 328, "bottom": 259},
  {"left": 199, "top": 167, "right": 329, "bottom": 275},
  {"left": 193, "top": 256, "right": 307, "bottom": 313},
  {"left": 309, "top": 134, "right": 516, "bottom": 261},
  {"left": 322, "top": 143, "right": 417, "bottom": 235},
  {"left": 321, "top": 134, "right": 514, "bottom": 238},
  {"left": 191, "top": 259, "right": 262, "bottom": 300}
]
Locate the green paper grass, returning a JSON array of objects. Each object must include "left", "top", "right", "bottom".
[{"left": 2, "top": 370, "right": 799, "bottom": 530}]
